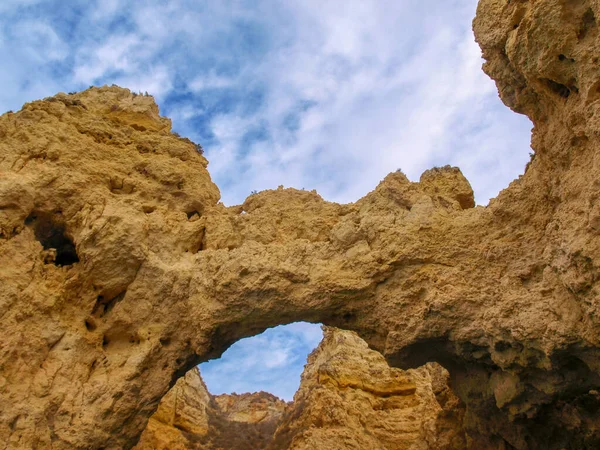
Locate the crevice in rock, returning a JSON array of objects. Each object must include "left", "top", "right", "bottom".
[
  {"left": 109, "top": 177, "right": 135, "bottom": 194},
  {"left": 0, "top": 224, "right": 22, "bottom": 240},
  {"left": 130, "top": 124, "right": 147, "bottom": 132},
  {"left": 186, "top": 227, "right": 206, "bottom": 253},
  {"left": 170, "top": 351, "right": 202, "bottom": 390},
  {"left": 75, "top": 124, "right": 121, "bottom": 146}
]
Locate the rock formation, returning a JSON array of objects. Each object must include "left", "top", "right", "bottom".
[
  {"left": 1, "top": 0, "right": 600, "bottom": 448},
  {"left": 134, "top": 368, "right": 286, "bottom": 450},
  {"left": 269, "top": 328, "right": 465, "bottom": 450},
  {"left": 135, "top": 328, "right": 465, "bottom": 450}
]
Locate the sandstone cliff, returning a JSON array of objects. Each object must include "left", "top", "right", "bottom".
[
  {"left": 1, "top": 0, "right": 600, "bottom": 448},
  {"left": 135, "top": 328, "right": 465, "bottom": 450}
]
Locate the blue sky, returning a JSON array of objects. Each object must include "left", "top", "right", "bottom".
[
  {"left": 200, "top": 323, "right": 323, "bottom": 400},
  {"left": 1, "top": 0, "right": 533, "bottom": 400}
]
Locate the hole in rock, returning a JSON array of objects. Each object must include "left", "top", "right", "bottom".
[
  {"left": 200, "top": 322, "right": 323, "bottom": 401},
  {"left": 25, "top": 212, "right": 79, "bottom": 266},
  {"left": 84, "top": 318, "right": 97, "bottom": 331},
  {"left": 186, "top": 210, "right": 201, "bottom": 220}
]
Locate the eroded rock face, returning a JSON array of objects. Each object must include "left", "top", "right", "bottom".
[
  {"left": 2, "top": 0, "right": 600, "bottom": 447},
  {"left": 269, "top": 328, "right": 466, "bottom": 450},
  {"left": 136, "top": 328, "right": 465, "bottom": 450},
  {"left": 134, "top": 368, "right": 286, "bottom": 450},
  {"left": 134, "top": 368, "right": 213, "bottom": 450}
]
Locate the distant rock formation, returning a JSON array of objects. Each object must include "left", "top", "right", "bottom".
[
  {"left": 136, "top": 328, "right": 465, "bottom": 449},
  {"left": 134, "top": 368, "right": 286, "bottom": 450},
  {"left": 2, "top": 0, "right": 600, "bottom": 448}
]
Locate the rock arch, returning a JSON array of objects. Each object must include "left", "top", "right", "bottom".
[{"left": 1, "top": 0, "right": 600, "bottom": 448}]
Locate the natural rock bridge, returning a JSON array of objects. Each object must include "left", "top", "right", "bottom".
[{"left": 2, "top": 0, "right": 600, "bottom": 448}]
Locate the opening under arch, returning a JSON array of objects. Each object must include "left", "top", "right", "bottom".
[
  {"left": 200, "top": 322, "right": 324, "bottom": 401},
  {"left": 134, "top": 326, "right": 467, "bottom": 450}
]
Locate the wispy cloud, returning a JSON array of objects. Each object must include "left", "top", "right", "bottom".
[{"left": 73, "top": 34, "right": 141, "bottom": 84}]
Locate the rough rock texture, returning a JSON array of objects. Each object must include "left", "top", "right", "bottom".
[
  {"left": 2, "top": 0, "right": 600, "bottom": 448},
  {"left": 213, "top": 392, "right": 287, "bottom": 427},
  {"left": 134, "top": 368, "right": 213, "bottom": 450},
  {"left": 134, "top": 367, "right": 286, "bottom": 450},
  {"left": 136, "top": 328, "right": 464, "bottom": 450},
  {"left": 269, "top": 328, "right": 466, "bottom": 450}
]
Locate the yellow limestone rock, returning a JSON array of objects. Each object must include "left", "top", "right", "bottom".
[
  {"left": 134, "top": 368, "right": 213, "bottom": 450},
  {"left": 135, "top": 329, "right": 465, "bottom": 450},
  {"left": 2, "top": 0, "right": 600, "bottom": 447},
  {"left": 134, "top": 368, "right": 286, "bottom": 450},
  {"left": 269, "top": 328, "right": 466, "bottom": 450}
]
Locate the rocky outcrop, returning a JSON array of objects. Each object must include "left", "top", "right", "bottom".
[
  {"left": 269, "top": 328, "right": 466, "bottom": 450},
  {"left": 2, "top": 0, "right": 600, "bottom": 448},
  {"left": 136, "top": 328, "right": 465, "bottom": 450},
  {"left": 134, "top": 368, "right": 286, "bottom": 450},
  {"left": 134, "top": 368, "right": 213, "bottom": 450}
]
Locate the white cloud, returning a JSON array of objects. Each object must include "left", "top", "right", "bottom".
[
  {"left": 91, "top": 0, "right": 121, "bottom": 20},
  {"left": 167, "top": 104, "right": 205, "bottom": 122},
  {"left": 1, "top": 0, "right": 530, "bottom": 204},
  {"left": 263, "top": 349, "right": 290, "bottom": 369},
  {"left": 12, "top": 21, "right": 68, "bottom": 62},
  {"left": 166, "top": 0, "right": 532, "bottom": 206},
  {"left": 73, "top": 34, "right": 141, "bottom": 84},
  {"left": 0, "top": 17, "right": 67, "bottom": 113},
  {"left": 112, "top": 65, "right": 173, "bottom": 100},
  {"left": 189, "top": 72, "right": 236, "bottom": 92},
  {"left": 133, "top": 3, "right": 174, "bottom": 39},
  {"left": 0, "top": 0, "right": 44, "bottom": 14}
]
